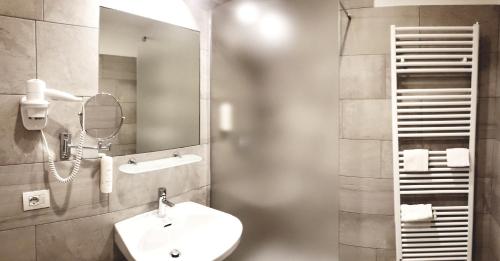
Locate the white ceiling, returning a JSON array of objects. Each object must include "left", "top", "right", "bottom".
[{"left": 100, "top": 0, "right": 199, "bottom": 30}]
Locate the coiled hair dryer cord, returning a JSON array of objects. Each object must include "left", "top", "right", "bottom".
[{"left": 40, "top": 103, "right": 86, "bottom": 183}]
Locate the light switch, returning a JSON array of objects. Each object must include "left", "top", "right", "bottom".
[{"left": 22, "top": 189, "right": 50, "bottom": 211}]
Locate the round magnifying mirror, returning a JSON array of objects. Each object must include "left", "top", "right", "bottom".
[{"left": 81, "top": 93, "right": 124, "bottom": 140}]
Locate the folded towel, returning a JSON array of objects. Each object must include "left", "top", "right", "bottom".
[
  {"left": 401, "top": 204, "right": 434, "bottom": 222},
  {"left": 446, "top": 148, "right": 469, "bottom": 167},
  {"left": 403, "top": 149, "right": 429, "bottom": 171}
]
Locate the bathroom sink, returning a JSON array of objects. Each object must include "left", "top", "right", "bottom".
[{"left": 114, "top": 202, "right": 243, "bottom": 261}]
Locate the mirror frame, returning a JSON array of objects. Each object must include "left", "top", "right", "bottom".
[
  {"left": 81, "top": 92, "right": 125, "bottom": 141},
  {"left": 98, "top": 6, "right": 202, "bottom": 155}
]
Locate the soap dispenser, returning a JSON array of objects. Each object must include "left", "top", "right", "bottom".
[{"left": 99, "top": 153, "right": 113, "bottom": 193}]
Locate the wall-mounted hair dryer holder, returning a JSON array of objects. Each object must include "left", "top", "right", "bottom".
[
  {"left": 60, "top": 133, "right": 111, "bottom": 160},
  {"left": 20, "top": 79, "right": 82, "bottom": 130},
  {"left": 20, "top": 96, "right": 49, "bottom": 130}
]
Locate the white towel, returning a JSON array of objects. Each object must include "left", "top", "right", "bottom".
[
  {"left": 403, "top": 149, "right": 429, "bottom": 171},
  {"left": 401, "top": 204, "right": 434, "bottom": 222},
  {"left": 446, "top": 148, "right": 469, "bottom": 167}
]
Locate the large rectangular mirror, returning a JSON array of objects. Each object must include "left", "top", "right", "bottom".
[{"left": 99, "top": 7, "right": 200, "bottom": 156}]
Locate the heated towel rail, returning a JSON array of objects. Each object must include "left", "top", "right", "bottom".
[{"left": 390, "top": 24, "right": 479, "bottom": 261}]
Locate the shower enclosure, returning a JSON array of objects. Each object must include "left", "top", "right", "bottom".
[{"left": 210, "top": 0, "right": 340, "bottom": 260}]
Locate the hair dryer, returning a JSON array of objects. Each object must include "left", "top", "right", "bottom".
[
  {"left": 20, "top": 79, "right": 87, "bottom": 183},
  {"left": 20, "top": 79, "right": 82, "bottom": 130}
]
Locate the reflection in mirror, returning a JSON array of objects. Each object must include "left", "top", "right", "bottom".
[
  {"left": 99, "top": 7, "right": 200, "bottom": 156},
  {"left": 83, "top": 93, "right": 124, "bottom": 140}
]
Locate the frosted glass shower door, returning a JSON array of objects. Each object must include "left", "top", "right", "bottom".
[{"left": 211, "top": 0, "right": 340, "bottom": 260}]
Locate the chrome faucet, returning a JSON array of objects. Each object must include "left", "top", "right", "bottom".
[
  {"left": 128, "top": 158, "right": 137, "bottom": 165},
  {"left": 158, "top": 187, "right": 175, "bottom": 217}
]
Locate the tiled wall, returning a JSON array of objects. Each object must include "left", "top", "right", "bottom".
[
  {"left": 493, "top": 61, "right": 500, "bottom": 260},
  {"left": 492, "top": 171, "right": 500, "bottom": 259},
  {"left": 99, "top": 54, "right": 138, "bottom": 156},
  {"left": 0, "top": 0, "right": 211, "bottom": 260},
  {"left": 339, "top": 3, "right": 499, "bottom": 261}
]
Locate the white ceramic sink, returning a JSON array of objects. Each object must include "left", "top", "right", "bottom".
[{"left": 114, "top": 202, "right": 243, "bottom": 261}]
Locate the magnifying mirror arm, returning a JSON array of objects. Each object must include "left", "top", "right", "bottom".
[
  {"left": 60, "top": 133, "right": 111, "bottom": 160},
  {"left": 68, "top": 142, "right": 111, "bottom": 151}
]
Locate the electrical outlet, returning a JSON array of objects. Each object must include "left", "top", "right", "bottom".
[{"left": 22, "top": 189, "right": 50, "bottom": 211}]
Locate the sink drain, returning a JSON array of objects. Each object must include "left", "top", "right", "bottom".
[{"left": 170, "top": 249, "right": 181, "bottom": 258}]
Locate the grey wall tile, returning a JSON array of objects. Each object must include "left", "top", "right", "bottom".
[
  {"left": 340, "top": 176, "right": 393, "bottom": 215},
  {"left": 42, "top": 100, "right": 84, "bottom": 162},
  {"left": 493, "top": 184, "right": 500, "bottom": 225},
  {"left": 384, "top": 54, "right": 391, "bottom": 99},
  {"left": 0, "top": 226, "right": 35, "bottom": 261},
  {"left": 117, "top": 124, "right": 136, "bottom": 145},
  {"left": 341, "top": 0, "right": 373, "bottom": 9},
  {"left": 339, "top": 244, "right": 376, "bottom": 261},
  {"left": 492, "top": 218, "right": 500, "bottom": 261},
  {"left": 340, "top": 55, "right": 386, "bottom": 99},
  {"left": 478, "top": 98, "right": 496, "bottom": 139},
  {"left": 36, "top": 203, "right": 160, "bottom": 261},
  {"left": 380, "top": 141, "right": 393, "bottom": 178},
  {"left": 170, "top": 185, "right": 209, "bottom": 206},
  {"left": 340, "top": 7, "right": 419, "bottom": 55},
  {"left": 376, "top": 249, "right": 395, "bottom": 261},
  {"left": 99, "top": 78, "right": 117, "bottom": 96},
  {"left": 44, "top": 0, "right": 99, "bottom": 28},
  {"left": 0, "top": 16, "right": 36, "bottom": 94},
  {"left": 340, "top": 139, "right": 381, "bottom": 178},
  {"left": 36, "top": 187, "right": 209, "bottom": 261},
  {"left": 0, "top": 95, "right": 43, "bottom": 165},
  {"left": 476, "top": 248, "right": 497, "bottom": 261},
  {"left": 497, "top": 52, "right": 500, "bottom": 99},
  {"left": 0, "top": 160, "right": 107, "bottom": 231},
  {"left": 36, "top": 208, "right": 135, "bottom": 261},
  {"left": 200, "top": 98, "right": 210, "bottom": 144},
  {"left": 114, "top": 80, "right": 137, "bottom": 103},
  {"left": 420, "top": 6, "right": 499, "bottom": 54},
  {"left": 110, "top": 144, "right": 136, "bottom": 156},
  {"left": 477, "top": 139, "right": 495, "bottom": 178},
  {"left": 475, "top": 178, "right": 492, "bottom": 214},
  {"left": 0, "top": 0, "right": 42, "bottom": 20},
  {"left": 0, "top": 163, "right": 44, "bottom": 228},
  {"left": 45, "top": 159, "right": 107, "bottom": 206},
  {"left": 479, "top": 52, "right": 497, "bottom": 98},
  {"left": 121, "top": 103, "right": 136, "bottom": 124},
  {"left": 37, "top": 21, "right": 98, "bottom": 96},
  {"left": 100, "top": 55, "right": 137, "bottom": 81},
  {"left": 109, "top": 144, "right": 210, "bottom": 211},
  {"left": 340, "top": 211, "right": 395, "bottom": 249},
  {"left": 496, "top": 99, "right": 500, "bottom": 139},
  {"left": 490, "top": 141, "right": 500, "bottom": 223},
  {"left": 98, "top": 54, "right": 138, "bottom": 156},
  {"left": 200, "top": 49, "right": 210, "bottom": 100},
  {"left": 474, "top": 213, "right": 491, "bottom": 250},
  {"left": 341, "top": 99, "right": 391, "bottom": 140}
]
